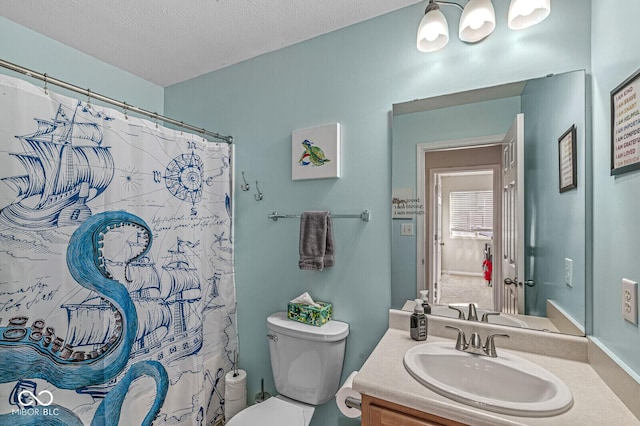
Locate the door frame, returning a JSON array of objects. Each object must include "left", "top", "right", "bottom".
[{"left": 416, "top": 134, "right": 505, "bottom": 306}]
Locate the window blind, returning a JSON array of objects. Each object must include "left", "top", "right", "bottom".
[{"left": 449, "top": 190, "right": 493, "bottom": 234}]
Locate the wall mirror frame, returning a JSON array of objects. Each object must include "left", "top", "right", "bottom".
[{"left": 391, "top": 70, "right": 588, "bottom": 336}]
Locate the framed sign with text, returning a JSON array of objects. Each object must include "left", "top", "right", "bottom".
[
  {"left": 558, "top": 125, "right": 577, "bottom": 193},
  {"left": 611, "top": 68, "right": 640, "bottom": 175}
]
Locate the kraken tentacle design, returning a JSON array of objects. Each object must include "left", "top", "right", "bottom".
[
  {"left": 1, "top": 211, "right": 169, "bottom": 424},
  {"left": 0, "top": 211, "right": 146, "bottom": 388},
  {"left": 90, "top": 360, "right": 168, "bottom": 426}
]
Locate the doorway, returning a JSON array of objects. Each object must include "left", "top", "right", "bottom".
[{"left": 432, "top": 169, "right": 495, "bottom": 310}]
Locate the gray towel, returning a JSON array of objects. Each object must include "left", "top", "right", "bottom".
[{"left": 299, "top": 211, "right": 334, "bottom": 271}]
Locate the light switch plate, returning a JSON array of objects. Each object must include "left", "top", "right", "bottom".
[
  {"left": 401, "top": 223, "right": 414, "bottom": 236},
  {"left": 564, "top": 258, "right": 573, "bottom": 287},
  {"left": 622, "top": 278, "right": 638, "bottom": 325}
]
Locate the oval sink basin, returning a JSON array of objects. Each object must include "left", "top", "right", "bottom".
[
  {"left": 431, "top": 305, "right": 529, "bottom": 328},
  {"left": 404, "top": 342, "right": 573, "bottom": 417}
]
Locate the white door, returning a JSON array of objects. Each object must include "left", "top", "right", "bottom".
[
  {"left": 432, "top": 174, "right": 443, "bottom": 304},
  {"left": 501, "top": 114, "right": 525, "bottom": 314}
]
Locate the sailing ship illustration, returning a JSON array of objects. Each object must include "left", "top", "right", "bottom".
[
  {"left": 0, "top": 102, "right": 114, "bottom": 229},
  {"left": 62, "top": 236, "right": 210, "bottom": 397}
]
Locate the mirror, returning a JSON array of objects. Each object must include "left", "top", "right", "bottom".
[{"left": 391, "top": 70, "right": 587, "bottom": 336}]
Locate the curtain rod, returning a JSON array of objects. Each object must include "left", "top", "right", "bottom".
[{"left": 0, "top": 58, "right": 233, "bottom": 144}]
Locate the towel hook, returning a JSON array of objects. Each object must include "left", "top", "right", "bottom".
[
  {"left": 254, "top": 181, "right": 263, "bottom": 201},
  {"left": 240, "top": 172, "right": 250, "bottom": 191}
]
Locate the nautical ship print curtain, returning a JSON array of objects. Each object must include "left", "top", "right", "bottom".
[{"left": 0, "top": 74, "right": 236, "bottom": 425}]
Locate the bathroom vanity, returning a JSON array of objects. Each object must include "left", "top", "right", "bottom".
[
  {"left": 353, "top": 309, "right": 639, "bottom": 426},
  {"left": 361, "top": 395, "right": 465, "bottom": 426}
]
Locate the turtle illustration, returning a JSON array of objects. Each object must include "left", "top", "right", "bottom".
[{"left": 298, "top": 139, "right": 330, "bottom": 166}]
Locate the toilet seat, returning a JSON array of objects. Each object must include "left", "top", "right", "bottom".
[{"left": 225, "top": 395, "right": 315, "bottom": 426}]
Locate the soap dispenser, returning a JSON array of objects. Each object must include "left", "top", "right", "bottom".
[
  {"left": 410, "top": 299, "right": 428, "bottom": 341},
  {"left": 419, "top": 290, "right": 432, "bottom": 314}
]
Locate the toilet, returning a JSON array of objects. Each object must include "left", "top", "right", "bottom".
[{"left": 226, "top": 311, "right": 350, "bottom": 426}]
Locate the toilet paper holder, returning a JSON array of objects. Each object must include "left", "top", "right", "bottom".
[{"left": 344, "top": 395, "right": 361, "bottom": 410}]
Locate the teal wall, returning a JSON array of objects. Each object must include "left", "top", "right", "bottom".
[
  {"left": 521, "top": 71, "right": 587, "bottom": 323},
  {"left": 165, "top": 1, "right": 591, "bottom": 425},
  {"left": 391, "top": 96, "right": 521, "bottom": 309},
  {"left": 591, "top": 1, "right": 640, "bottom": 378},
  {"left": 0, "top": 16, "right": 163, "bottom": 113}
]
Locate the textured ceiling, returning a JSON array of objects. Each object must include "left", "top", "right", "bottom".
[{"left": 1, "top": 0, "right": 422, "bottom": 87}]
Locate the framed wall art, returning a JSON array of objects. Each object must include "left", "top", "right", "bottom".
[
  {"left": 558, "top": 124, "right": 577, "bottom": 193},
  {"left": 611, "top": 68, "right": 640, "bottom": 175},
  {"left": 292, "top": 123, "right": 341, "bottom": 180}
]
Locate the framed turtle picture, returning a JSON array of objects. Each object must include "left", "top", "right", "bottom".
[{"left": 292, "top": 123, "right": 341, "bottom": 180}]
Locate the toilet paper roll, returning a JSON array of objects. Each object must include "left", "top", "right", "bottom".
[
  {"left": 224, "top": 395, "right": 247, "bottom": 421},
  {"left": 335, "top": 370, "right": 361, "bottom": 418},
  {"left": 225, "top": 369, "right": 247, "bottom": 401}
]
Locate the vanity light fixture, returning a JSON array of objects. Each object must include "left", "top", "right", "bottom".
[
  {"left": 417, "top": 0, "right": 550, "bottom": 53},
  {"left": 416, "top": 1, "right": 450, "bottom": 52},
  {"left": 459, "top": 0, "right": 496, "bottom": 43},
  {"left": 507, "top": 0, "right": 551, "bottom": 30}
]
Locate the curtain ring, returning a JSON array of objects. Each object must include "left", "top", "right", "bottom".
[
  {"left": 180, "top": 122, "right": 184, "bottom": 135},
  {"left": 86, "top": 88, "right": 92, "bottom": 110},
  {"left": 153, "top": 112, "right": 159, "bottom": 129},
  {"left": 43, "top": 73, "right": 49, "bottom": 95},
  {"left": 123, "top": 102, "right": 129, "bottom": 120}
]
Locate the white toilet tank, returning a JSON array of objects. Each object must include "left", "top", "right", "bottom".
[{"left": 267, "top": 312, "right": 349, "bottom": 405}]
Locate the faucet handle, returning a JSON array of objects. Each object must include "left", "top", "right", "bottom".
[
  {"left": 481, "top": 311, "right": 500, "bottom": 322},
  {"left": 448, "top": 305, "right": 466, "bottom": 320},
  {"left": 483, "top": 333, "right": 510, "bottom": 357},
  {"left": 467, "top": 304, "right": 478, "bottom": 321},
  {"left": 445, "top": 325, "right": 468, "bottom": 351}
]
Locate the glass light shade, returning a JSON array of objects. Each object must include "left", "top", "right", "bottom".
[
  {"left": 459, "top": 0, "right": 496, "bottom": 43},
  {"left": 508, "top": 0, "right": 551, "bottom": 30},
  {"left": 417, "top": 8, "right": 449, "bottom": 52}
]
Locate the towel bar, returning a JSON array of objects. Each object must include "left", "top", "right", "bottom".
[{"left": 268, "top": 210, "right": 370, "bottom": 222}]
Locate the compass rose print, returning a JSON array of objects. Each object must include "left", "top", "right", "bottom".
[{"left": 164, "top": 151, "right": 204, "bottom": 206}]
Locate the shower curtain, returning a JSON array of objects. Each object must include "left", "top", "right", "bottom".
[{"left": 0, "top": 74, "right": 237, "bottom": 426}]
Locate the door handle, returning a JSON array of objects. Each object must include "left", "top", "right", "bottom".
[
  {"left": 504, "top": 278, "right": 535, "bottom": 287},
  {"left": 504, "top": 278, "right": 517, "bottom": 286}
]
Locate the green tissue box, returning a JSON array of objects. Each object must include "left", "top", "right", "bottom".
[{"left": 287, "top": 301, "right": 333, "bottom": 327}]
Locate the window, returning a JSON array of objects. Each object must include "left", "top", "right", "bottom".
[{"left": 449, "top": 190, "right": 493, "bottom": 239}]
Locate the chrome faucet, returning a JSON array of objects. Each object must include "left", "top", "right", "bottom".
[
  {"left": 445, "top": 326, "right": 509, "bottom": 357},
  {"left": 448, "top": 303, "right": 478, "bottom": 320},
  {"left": 448, "top": 304, "right": 502, "bottom": 323}
]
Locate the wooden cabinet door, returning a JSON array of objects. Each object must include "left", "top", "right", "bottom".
[
  {"left": 369, "top": 404, "right": 444, "bottom": 426},
  {"left": 361, "top": 395, "right": 468, "bottom": 426}
]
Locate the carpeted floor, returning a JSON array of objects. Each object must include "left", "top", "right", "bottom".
[{"left": 437, "top": 273, "right": 493, "bottom": 310}]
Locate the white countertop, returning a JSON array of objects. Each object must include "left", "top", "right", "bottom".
[{"left": 352, "top": 326, "right": 639, "bottom": 425}]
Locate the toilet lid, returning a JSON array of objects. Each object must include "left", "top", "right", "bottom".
[{"left": 226, "top": 396, "right": 314, "bottom": 426}]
